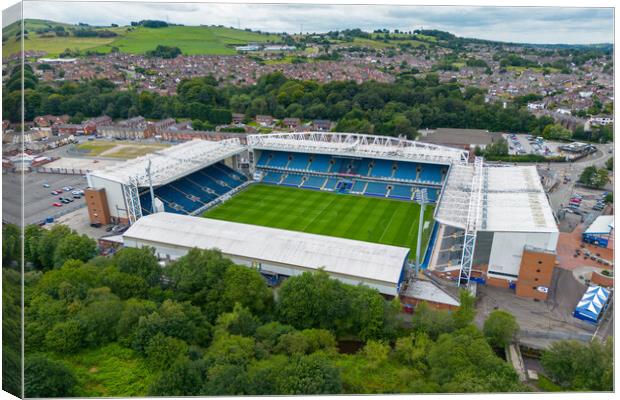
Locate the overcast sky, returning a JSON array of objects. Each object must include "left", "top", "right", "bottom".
[{"left": 16, "top": 1, "right": 615, "bottom": 44}]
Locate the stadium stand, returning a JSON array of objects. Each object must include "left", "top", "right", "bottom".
[
  {"left": 389, "top": 184, "right": 414, "bottom": 199},
  {"left": 256, "top": 150, "right": 445, "bottom": 202},
  {"left": 370, "top": 159, "right": 394, "bottom": 178},
  {"left": 351, "top": 180, "right": 367, "bottom": 194},
  {"left": 288, "top": 153, "right": 311, "bottom": 170},
  {"left": 324, "top": 177, "right": 339, "bottom": 191},
  {"left": 262, "top": 171, "right": 283, "bottom": 184},
  {"left": 419, "top": 164, "right": 444, "bottom": 184},
  {"left": 282, "top": 173, "right": 304, "bottom": 187},
  {"left": 141, "top": 162, "right": 246, "bottom": 215},
  {"left": 393, "top": 162, "right": 419, "bottom": 181},
  {"left": 302, "top": 175, "right": 327, "bottom": 189},
  {"left": 365, "top": 182, "right": 389, "bottom": 197},
  {"left": 308, "top": 154, "right": 331, "bottom": 172}
]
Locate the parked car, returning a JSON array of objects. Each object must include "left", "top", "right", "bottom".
[
  {"left": 63, "top": 186, "right": 73, "bottom": 191},
  {"left": 42, "top": 183, "right": 50, "bottom": 188},
  {"left": 73, "top": 195, "right": 82, "bottom": 199},
  {"left": 52, "top": 202, "right": 62, "bottom": 207}
]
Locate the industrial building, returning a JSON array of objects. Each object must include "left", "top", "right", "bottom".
[{"left": 122, "top": 212, "right": 410, "bottom": 296}]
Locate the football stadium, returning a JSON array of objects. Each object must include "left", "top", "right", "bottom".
[{"left": 88, "top": 132, "right": 558, "bottom": 299}]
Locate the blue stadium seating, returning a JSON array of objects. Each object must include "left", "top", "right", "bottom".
[
  {"left": 365, "top": 182, "right": 389, "bottom": 196},
  {"left": 393, "top": 162, "right": 419, "bottom": 181},
  {"left": 256, "top": 151, "right": 271, "bottom": 167},
  {"left": 141, "top": 162, "right": 246, "bottom": 216},
  {"left": 419, "top": 164, "right": 444, "bottom": 184},
  {"left": 389, "top": 184, "right": 414, "bottom": 199},
  {"left": 263, "top": 171, "right": 283, "bottom": 184},
  {"left": 357, "top": 159, "right": 372, "bottom": 176},
  {"left": 329, "top": 158, "right": 343, "bottom": 173},
  {"left": 351, "top": 180, "right": 367, "bottom": 193},
  {"left": 370, "top": 159, "right": 394, "bottom": 178},
  {"left": 323, "top": 177, "right": 339, "bottom": 191},
  {"left": 282, "top": 174, "right": 303, "bottom": 186},
  {"left": 287, "top": 153, "right": 311, "bottom": 170},
  {"left": 268, "top": 152, "right": 291, "bottom": 168},
  {"left": 302, "top": 175, "right": 326, "bottom": 189},
  {"left": 254, "top": 149, "right": 445, "bottom": 203},
  {"left": 308, "top": 154, "right": 331, "bottom": 172}
]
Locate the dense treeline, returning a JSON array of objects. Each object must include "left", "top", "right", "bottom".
[
  {"left": 4, "top": 64, "right": 561, "bottom": 140},
  {"left": 2, "top": 222, "right": 613, "bottom": 396},
  {"left": 7, "top": 223, "right": 528, "bottom": 396}
]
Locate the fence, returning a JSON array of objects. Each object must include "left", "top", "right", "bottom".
[{"left": 37, "top": 166, "right": 90, "bottom": 175}]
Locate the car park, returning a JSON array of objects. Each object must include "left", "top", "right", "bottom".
[{"left": 52, "top": 202, "right": 62, "bottom": 207}]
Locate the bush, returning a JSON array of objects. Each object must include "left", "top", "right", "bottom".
[
  {"left": 25, "top": 354, "right": 77, "bottom": 397},
  {"left": 483, "top": 310, "right": 519, "bottom": 348}
]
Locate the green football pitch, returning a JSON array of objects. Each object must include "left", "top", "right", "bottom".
[{"left": 203, "top": 184, "right": 435, "bottom": 258}]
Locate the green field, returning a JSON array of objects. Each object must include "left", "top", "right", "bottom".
[
  {"left": 3, "top": 20, "right": 281, "bottom": 57},
  {"left": 203, "top": 184, "right": 434, "bottom": 257}
]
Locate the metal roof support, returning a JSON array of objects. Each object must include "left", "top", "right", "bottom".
[
  {"left": 458, "top": 156, "right": 484, "bottom": 287},
  {"left": 122, "top": 176, "right": 143, "bottom": 225}
]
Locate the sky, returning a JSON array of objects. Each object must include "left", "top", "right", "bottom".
[{"left": 11, "top": 1, "right": 616, "bottom": 44}]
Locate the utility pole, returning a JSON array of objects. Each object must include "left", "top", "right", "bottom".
[{"left": 414, "top": 188, "right": 428, "bottom": 278}]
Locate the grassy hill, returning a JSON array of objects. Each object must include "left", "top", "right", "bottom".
[{"left": 2, "top": 19, "right": 281, "bottom": 57}]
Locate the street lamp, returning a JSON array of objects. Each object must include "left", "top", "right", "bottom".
[{"left": 413, "top": 188, "right": 429, "bottom": 278}]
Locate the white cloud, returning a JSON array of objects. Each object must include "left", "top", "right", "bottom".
[{"left": 20, "top": 1, "right": 614, "bottom": 44}]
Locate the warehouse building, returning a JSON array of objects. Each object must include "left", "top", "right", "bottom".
[{"left": 122, "top": 212, "right": 410, "bottom": 296}]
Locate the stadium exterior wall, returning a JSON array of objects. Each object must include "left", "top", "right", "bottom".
[
  {"left": 87, "top": 174, "right": 128, "bottom": 223},
  {"left": 486, "top": 231, "right": 559, "bottom": 281},
  {"left": 122, "top": 236, "right": 403, "bottom": 296}
]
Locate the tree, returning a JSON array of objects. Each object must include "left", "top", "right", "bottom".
[
  {"left": 579, "top": 166, "right": 609, "bottom": 188},
  {"left": 542, "top": 124, "right": 572, "bottom": 141},
  {"left": 148, "top": 357, "right": 206, "bottom": 396},
  {"left": 77, "top": 288, "right": 124, "bottom": 347},
  {"left": 36, "top": 225, "right": 72, "bottom": 270},
  {"left": 276, "top": 271, "right": 350, "bottom": 332},
  {"left": 452, "top": 290, "right": 477, "bottom": 329},
  {"left": 145, "top": 333, "right": 189, "bottom": 370},
  {"left": 44, "top": 319, "right": 83, "bottom": 353},
  {"left": 165, "top": 248, "right": 233, "bottom": 316},
  {"left": 213, "top": 303, "right": 261, "bottom": 338},
  {"left": 605, "top": 156, "right": 613, "bottom": 171},
  {"left": 394, "top": 332, "right": 431, "bottom": 369},
  {"left": 483, "top": 310, "right": 519, "bottom": 348},
  {"left": 411, "top": 302, "right": 455, "bottom": 339},
  {"left": 116, "top": 298, "right": 158, "bottom": 346},
  {"left": 202, "top": 363, "right": 248, "bottom": 395},
  {"left": 274, "top": 328, "right": 337, "bottom": 356},
  {"left": 114, "top": 246, "right": 161, "bottom": 286},
  {"left": 25, "top": 354, "right": 76, "bottom": 398},
  {"left": 484, "top": 138, "right": 509, "bottom": 156},
  {"left": 277, "top": 353, "right": 343, "bottom": 394},
  {"left": 132, "top": 299, "right": 211, "bottom": 352},
  {"left": 204, "top": 334, "right": 256, "bottom": 368},
  {"left": 541, "top": 338, "right": 613, "bottom": 391},
  {"left": 2, "top": 224, "right": 20, "bottom": 267},
  {"left": 220, "top": 264, "right": 274, "bottom": 316},
  {"left": 360, "top": 340, "right": 390, "bottom": 369},
  {"left": 52, "top": 233, "right": 97, "bottom": 267}
]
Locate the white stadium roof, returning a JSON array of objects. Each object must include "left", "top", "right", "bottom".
[
  {"left": 435, "top": 164, "right": 558, "bottom": 233},
  {"left": 89, "top": 139, "right": 246, "bottom": 186},
  {"left": 248, "top": 132, "right": 468, "bottom": 165},
  {"left": 123, "top": 212, "right": 410, "bottom": 285}
]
